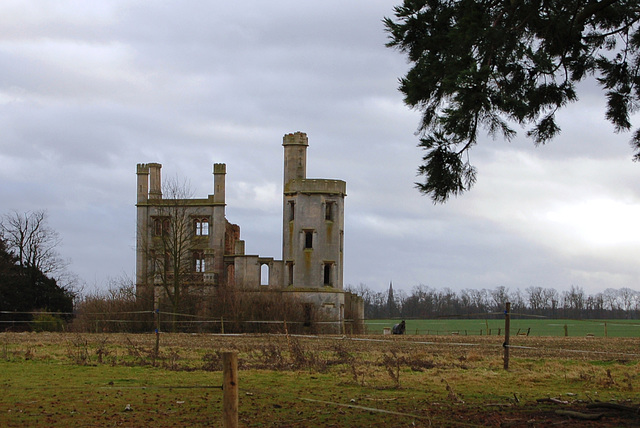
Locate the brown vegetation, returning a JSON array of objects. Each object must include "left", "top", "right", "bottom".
[{"left": 1, "top": 333, "right": 639, "bottom": 427}]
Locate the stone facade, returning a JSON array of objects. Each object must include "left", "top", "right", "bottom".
[{"left": 135, "top": 132, "right": 363, "bottom": 332}]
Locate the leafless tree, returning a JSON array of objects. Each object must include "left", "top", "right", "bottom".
[
  {"left": 526, "top": 286, "right": 546, "bottom": 313},
  {"left": 143, "top": 177, "right": 198, "bottom": 329},
  {"left": 490, "top": 286, "right": 510, "bottom": 312},
  {"left": 563, "top": 285, "right": 585, "bottom": 318},
  {"left": 1, "top": 210, "right": 69, "bottom": 279}
]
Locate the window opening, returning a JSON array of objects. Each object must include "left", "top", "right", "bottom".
[
  {"left": 325, "top": 202, "right": 334, "bottom": 221},
  {"left": 287, "top": 262, "right": 294, "bottom": 285},
  {"left": 194, "top": 251, "right": 205, "bottom": 272},
  {"left": 323, "top": 263, "right": 332, "bottom": 285},
  {"left": 194, "top": 218, "right": 209, "bottom": 236},
  {"left": 154, "top": 218, "right": 170, "bottom": 236},
  {"left": 288, "top": 201, "right": 295, "bottom": 221},
  {"left": 260, "top": 263, "right": 269, "bottom": 286},
  {"left": 304, "top": 231, "right": 313, "bottom": 249}
]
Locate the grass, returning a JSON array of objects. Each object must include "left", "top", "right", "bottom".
[
  {"left": 367, "top": 318, "right": 640, "bottom": 337},
  {"left": 1, "top": 332, "right": 639, "bottom": 427}
]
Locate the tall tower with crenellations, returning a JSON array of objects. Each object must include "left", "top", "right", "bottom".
[{"left": 282, "top": 132, "right": 346, "bottom": 291}]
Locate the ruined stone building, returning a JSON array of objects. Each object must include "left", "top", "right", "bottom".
[{"left": 135, "top": 132, "right": 363, "bottom": 331}]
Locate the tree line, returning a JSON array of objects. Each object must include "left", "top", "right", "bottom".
[{"left": 347, "top": 283, "right": 640, "bottom": 320}]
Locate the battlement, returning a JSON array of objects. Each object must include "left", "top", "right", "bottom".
[
  {"left": 282, "top": 131, "right": 308, "bottom": 146},
  {"left": 213, "top": 163, "right": 226, "bottom": 174},
  {"left": 136, "top": 163, "right": 150, "bottom": 174}
]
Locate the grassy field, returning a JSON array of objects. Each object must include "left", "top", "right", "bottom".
[
  {"left": 1, "top": 332, "right": 639, "bottom": 427},
  {"left": 366, "top": 318, "right": 640, "bottom": 337}
]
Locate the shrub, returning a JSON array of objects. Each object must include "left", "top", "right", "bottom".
[{"left": 31, "top": 312, "right": 65, "bottom": 332}]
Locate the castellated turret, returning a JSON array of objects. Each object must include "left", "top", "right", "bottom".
[
  {"left": 282, "top": 132, "right": 346, "bottom": 292},
  {"left": 283, "top": 131, "right": 308, "bottom": 185}
]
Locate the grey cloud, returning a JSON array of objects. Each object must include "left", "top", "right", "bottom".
[{"left": 0, "top": 0, "right": 638, "bottom": 296}]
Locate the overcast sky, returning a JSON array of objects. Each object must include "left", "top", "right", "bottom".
[{"left": 1, "top": 1, "right": 639, "bottom": 297}]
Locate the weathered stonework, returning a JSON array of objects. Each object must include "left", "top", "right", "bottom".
[{"left": 135, "top": 132, "right": 363, "bottom": 332}]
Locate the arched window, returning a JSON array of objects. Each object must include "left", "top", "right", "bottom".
[
  {"left": 260, "top": 263, "right": 269, "bottom": 286},
  {"left": 153, "top": 218, "right": 170, "bottom": 236},
  {"left": 323, "top": 262, "right": 333, "bottom": 286},
  {"left": 194, "top": 251, "right": 205, "bottom": 272},
  {"left": 194, "top": 218, "right": 209, "bottom": 236}
]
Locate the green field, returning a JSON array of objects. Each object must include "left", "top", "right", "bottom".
[
  {"left": 2, "top": 332, "right": 640, "bottom": 427},
  {"left": 366, "top": 318, "right": 640, "bottom": 337}
]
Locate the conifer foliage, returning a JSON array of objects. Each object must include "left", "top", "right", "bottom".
[{"left": 385, "top": 0, "right": 640, "bottom": 202}]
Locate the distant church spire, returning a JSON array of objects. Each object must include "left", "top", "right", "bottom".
[{"left": 387, "top": 281, "right": 398, "bottom": 318}]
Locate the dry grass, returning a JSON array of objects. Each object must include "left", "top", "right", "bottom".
[{"left": 1, "top": 332, "right": 639, "bottom": 427}]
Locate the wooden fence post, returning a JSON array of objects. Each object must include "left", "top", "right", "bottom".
[
  {"left": 222, "top": 352, "right": 238, "bottom": 428},
  {"left": 503, "top": 302, "right": 511, "bottom": 370}
]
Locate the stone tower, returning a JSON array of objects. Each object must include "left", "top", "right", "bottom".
[
  {"left": 135, "top": 132, "right": 363, "bottom": 332},
  {"left": 282, "top": 132, "right": 346, "bottom": 290}
]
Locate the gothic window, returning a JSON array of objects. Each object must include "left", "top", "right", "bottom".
[
  {"left": 260, "top": 263, "right": 269, "bottom": 286},
  {"left": 194, "top": 251, "right": 205, "bottom": 272},
  {"left": 194, "top": 218, "right": 209, "bottom": 236},
  {"left": 153, "top": 218, "right": 170, "bottom": 236}
]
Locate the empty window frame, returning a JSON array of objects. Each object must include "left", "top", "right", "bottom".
[
  {"left": 288, "top": 200, "right": 295, "bottom": 221},
  {"left": 323, "top": 262, "right": 333, "bottom": 286},
  {"left": 304, "top": 230, "right": 313, "bottom": 249},
  {"left": 193, "top": 251, "right": 205, "bottom": 272},
  {"left": 287, "top": 261, "right": 294, "bottom": 285},
  {"left": 153, "top": 218, "right": 170, "bottom": 236},
  {"left": 194, "top": 218, "right": 209, "bottom": 236},
  {"left": 325, "top": 201, "right": 335, "bottom": 221},
  {"left": 260, "top": 263, "right": 269, "bottom": 286}
]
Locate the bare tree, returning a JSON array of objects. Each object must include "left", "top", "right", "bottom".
[
  {"left": 526, "top": 286, "right": 545, "bottom": 313},
  {"left": 490, "top": 286, "right": 509, "bottom": 312},
  {"left": 563, "top": 285, "right": 585, "bottom": 318},
  {"left": 143, "top": 177, "right": 198, "bottom": 329},
  {"left": 1, "top": 210, "right": 68, "bottom": 280}
]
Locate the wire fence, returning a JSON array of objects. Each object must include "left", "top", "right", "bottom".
[
  {"left": 0, "top": 309, "right": 361, "bottom": 335},
  {"left": 2, "top": 308, "right": 640, "bottom": 338},
  {"left": 2, "top": 313, "right": 639, "bottom": 427}
]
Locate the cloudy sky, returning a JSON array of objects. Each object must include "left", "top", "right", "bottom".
[{"left": 1, "top": 0, "right": 638, "bottom": 297}]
